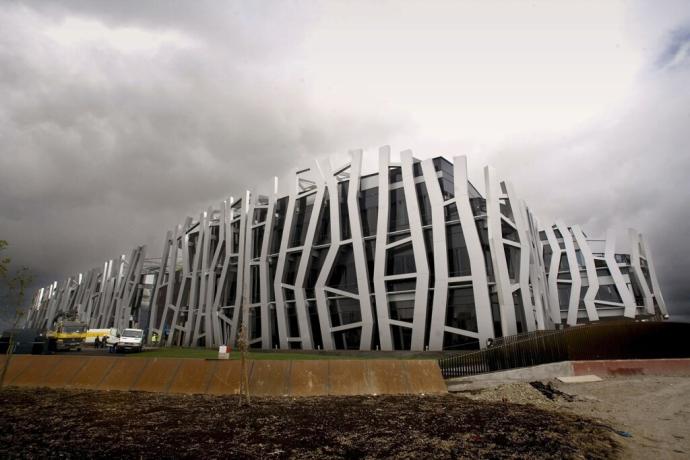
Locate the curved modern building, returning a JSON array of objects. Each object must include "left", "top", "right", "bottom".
[{"left": 25, "top": 149, "right": 668, "bottom": 351}]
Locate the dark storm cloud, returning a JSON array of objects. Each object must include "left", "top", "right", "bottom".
[{"left": 0, "top": 1, "right": 405, "bottom": 291}]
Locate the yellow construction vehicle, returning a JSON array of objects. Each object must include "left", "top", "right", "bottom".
[{"left": 47, "top": 320, "right": 88, "bottom": 351}]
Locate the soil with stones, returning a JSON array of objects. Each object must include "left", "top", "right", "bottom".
[{"left": 0, "top": 387, "right": 619, "bottom": 459}]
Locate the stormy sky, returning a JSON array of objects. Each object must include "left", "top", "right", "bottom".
[{"left": 1, "top": 0, "right": 689, "bottom": 320}]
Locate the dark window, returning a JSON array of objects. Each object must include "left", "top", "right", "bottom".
[
  {"left": 249, "top": 307, "right": 261, "bottom": 341},
  {"left": 490, "top": 293, "right": 502, "bottom": 338},
  {"left": 502, "top": 221, "right": 519, "bottom": 242},
  {"left": 250, "top": 265, "right": 260, "bottom": 304},
  {"left": 327, "top": 245, "right": 358, "bottom": 293},
  {"left": 305, "top": 249, "right": 328, "bottom": 298},
  {"left": 505, "top": 245, "right": 520, "bottom": 282},
  {"left": 446, "top": 223, "right": 471, "bottom": 277},
  {"left": 252, "top": 208, "right": 267, "bottom": 225},
  {"left": 470, "top": 197, "right": 487, "bottom": 217},
  {"left": 389, "top": 166, "right": 403, "bottom": 183},
  {"left": 268, "top": 256, "right": 277, "bottom": 301},
  {"left": 476, "top": 221, "right": 494, "bottom": 282},
  {"left": 499, "top": 198, "right": 514, "bottom": 221},
  {"left": 314, "top": 191, "right": 331, "bottom": 245},
  {"left": 270, "top": 197, "right": 289, "bottom": 253},
  {"left": 558, "top": 253, "right": 570, "bottom": 273},
  {"left": 386, "top": 242, "right": 416, "bottom": 275},
  {"left": 289, "top": 194, "right": 315, "bottom": 247},
  {"left": 389, "top": 299, "right": 414, "bottom": 322},
  {"left": 543, "top": 245, "right": 553, "bottom": 272},
  {"left": 359, "top": 187, "right": 378, "bottom": 237},
  {"left": 513, "top": 291, "right": 527, "bottom": 333},
  {"left": 416, "top": 182, "right": 432, "bottom": 226},
  {"left": 445, "top": 286, "right": 478, "bottom": 333},
  {"left": 442, "top": 332, "right": 479, "bottom": 351},
  {"left": 558, "top": 284, "right": 571, "bottom": 308},
  {"left": 286, "top": 302, "right": 300, "bottom": 337},
  {"left": 333, "top": 327, "right": 361, "bottom": 350},
  {"left": 328, "top": 297, "right": 362, "bottom": 327},
  {"left": 388, "top": 188, "right": 409, "bottom": 232},
  {"left": 307, "top": 301, "right": 323, "bottom": 349},
  {"left": 423, "top": 228, "right": 435, "bottom": 285},
  {"left": 391, "top": 325, "right": 412, "bottom": 350},
  {"left": 386, "top": 279, "right": 416, "bottom": 292},
  {"left": 444, "top": 202, "right": 459, "bottom": 222},
  {"left": 282, "top": 252, "right": 301, "bottom": 286},
  {"left": 365, "top": 240, "right": 376, "bottom": 293},
  {"left": 252, "top": 226, "right": 264, "bottom": 259},
  {"left": 338, "top": 181, "right": 351, "bottom": 240},
  {"left": 596, "top": 284, "right": 623, "bottom": 303},
  {"left": 438, "top": 177, "right": 454, "bottom": 200}
]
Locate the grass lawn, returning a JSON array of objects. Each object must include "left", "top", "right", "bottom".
[{"left": 130, "top": 347, "right": 444, "bottom": 360}]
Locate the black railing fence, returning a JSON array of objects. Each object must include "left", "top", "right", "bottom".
[{"left": 439, "top": 321, "right": 690, "bottom": 379}]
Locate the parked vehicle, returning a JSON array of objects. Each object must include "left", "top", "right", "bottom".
[
  {"left": 47, "top": 321, "right": 88, "bottom": 351},
  {"left": 116, "top": 328, "right": 144, "bottom": 352}
]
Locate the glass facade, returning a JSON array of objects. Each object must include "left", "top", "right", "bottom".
[{"left": 32, "top": 154, "right": 665, "bottom": 353}]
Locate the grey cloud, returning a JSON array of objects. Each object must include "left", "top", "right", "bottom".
[
  {"left": 487, "top": 31, "right": 690, "bottom": 318},
  {"left": 0, "top": 2, "right": 406, "bottom": 295}
]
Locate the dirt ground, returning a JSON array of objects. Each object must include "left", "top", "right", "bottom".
[
  {"left": 553, "top": 376, "right": 690, "bottom": 459},
  {"left": 0, "top": 387, "right": 618, "bottom": 459},
  {"left": 461, "top": 376, "right": 690, "bottom": 459}
]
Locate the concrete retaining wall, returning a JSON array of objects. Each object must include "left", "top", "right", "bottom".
[
  {"left": 0, "top": 355, "right": 446, "bottom": 396},
  {"left": 445, "top": 358, "right": 690, "bottom": 391},
  {"left": 572, "top": 358, "right": 690, "bottom": 377}
]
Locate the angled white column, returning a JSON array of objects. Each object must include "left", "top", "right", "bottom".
[
  {"left": 273, "top": 185, "right": 296, "bottom": 349},
  {"left": 640, "top": 234, "right": 669, "bottom": 316},
  {"left": 422, "top": 158, "right": 449, "bottom": 350},
  {"left": 292, "top": 168, "right": 327, "bottom": 350},
  {"left": 604, "top": 229, "right": 637, "bottom": 318},
  {"left": 571, "top": 225, "right": 600, "bottom": 322},
  {"left": 628, "top": 229, "right": 654, "bottom": 314},
  {"left": 456, "top": 157, "right": 494, "bottom": 346},
  {"left": 543, "top": 225, "right": 563, "bottom": 325},
  {"left": 373, "top": 146, "right": 392, "bottom": 350},
  {"left": 347, "top": 149, "right": 375, "bottom": 350},
  {"left": 258, "top": 193, "right": 276, "bottom": 348},
  {"left": 484, "top": 166, "right": 517, "bottom": 336},
  {"left": 314, "top": 162, "right": 343, "bottom": 351},
  {"left": 505, "top": 183, "right": 537, "bottom": 331},
  {"left": 400, "top": 150, "right": 430, "bottom": 350},
  {"left": 555, "top": 221, "right": 582, "bottom": 326}
]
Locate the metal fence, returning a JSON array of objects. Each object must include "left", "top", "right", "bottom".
[{"left": 438, "top": 321, "right": 690, "bottom": 379}]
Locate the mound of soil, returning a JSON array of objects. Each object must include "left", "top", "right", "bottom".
[{"left": 0, "top": 387, "right": 619, "bottom": 459}]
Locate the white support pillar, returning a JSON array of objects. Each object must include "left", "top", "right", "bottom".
[
  {"left": 555, "top": 221, "right": 582, "bottom": 326},
  {"left": 505, "top": 183, "right": 537, "bottom": 331},
  {"left": 628, "top": 229, "right": 654, "bottom": 314},
  {"left": 457, "top": 157, "right": 494, "bottom": 346},
  {"left": 572, "top": 225, "right": 600, "bottom": 322},
  {"left": 604, "top": 229, "right": 637, "bottom": 318},
  {"left": 639, "top": 234, "right": 669, "bottom": 316},
  {"left": 373, "top": 146, "right": 392, "bottom": 350},
  {"left": 484, "top": 166, "right": 517, "bottom": 336},
  {"left": 543, "top": 225, "right": 563, "bottom": 325},
  {"left": 422, "top": 158, "right": 449, "bottom": 351},
  {"left": 347, "top": 149, "right": 375, "bottom": 350},
  {"left": 400, "top": 150, "right": 430, "bottom": 350}
]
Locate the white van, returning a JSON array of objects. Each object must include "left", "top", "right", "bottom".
[{"left": 116, "top": 328, "right": 144, "bottom": 352}]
